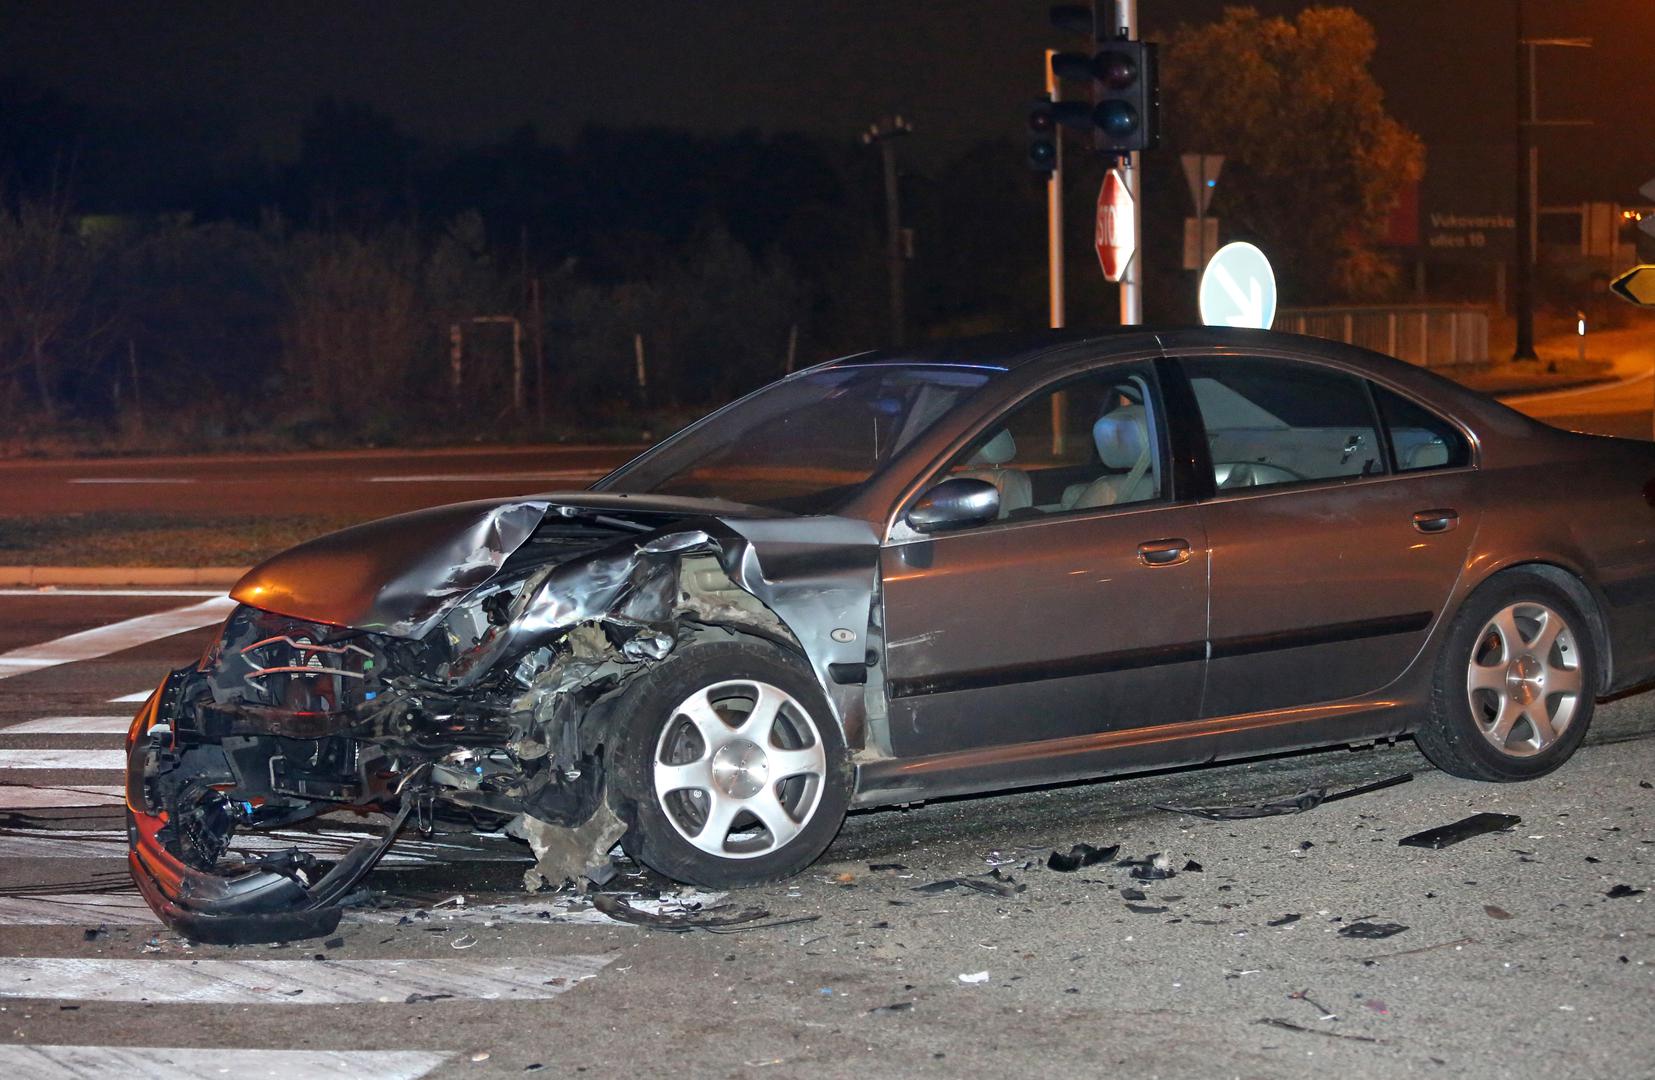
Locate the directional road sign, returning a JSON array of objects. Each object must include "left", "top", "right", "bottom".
[
  {"left": 1095, "top": 168, "right": 1136, "bottom": 283},
  {"left": 1610, "top": 265, "right": 1655, "bottom": 307},
  {"left": 1199, "top": 241, "right": 1276, "bottom": 329}
]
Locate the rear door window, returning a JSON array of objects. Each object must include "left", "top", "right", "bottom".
[
  {"left": 1181, "top": 356, "right": 1385, "bottom": 490},
  {"left": 1370, "top": 383, "right": 1472, "bottom": 472}
]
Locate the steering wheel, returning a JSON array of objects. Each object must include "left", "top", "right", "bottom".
[{"left": 1214, "top": 461, "right": 1305, "bottom": 489}]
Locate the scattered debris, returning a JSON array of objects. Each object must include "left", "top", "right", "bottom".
[
  {"left": 1399, "top": 813, "right": 1522, "bottom": 849},
  {"left": 82, "top": 926, "right": 107, "bottom": 942},
  {"left": 1156, "top": 773, "right": 1413, "bottom": 820},
  {"left": 1351, "top": 936, "right": 1475, "bottom": 963},
  {"left": 958, "top": 971, "right": 990, "bottom": 984},
  {"left": 1288, "top": 988, "right": 1338, "bottom": 1020},
  {"left": 1125, "top": 903, "right": 1169, "bottom": 915},
  {"left": 868, "top": 863, "right": 907, "bottom": 872},
  {"left": 323, "top": 936, "right": 345, "bottom": 949},
  {"left": 405, "top": 992, "right": 456, "bottom": 1004},
  {"left": 1257, "top": 1018, "right": 1379, "bottom": 1044},
  {"left": 1363, "top": 999, "right": 1390, "bottom": 1016},
  {"left": 1127, "top": 853, "right": 1177, "bottom": 881},
  {"left": 1339, "top": 921, "right": 1409, "bottom": 940},
  {"left": 450, "top": 933, "right": 478, "bottom": 950},
  {"left": 1047, "top": 843, "right": 1119, "bottom": 872},
  {"left": 1182, "top": 860, "right": 1203, "bottom": 873},
  {"left": 590, "top": 893, "right": 819, "bottom": 933},
  {"left": 868, "top": 1002, "right": 914, "bottom": 1015},
  {"left": 1606, "top": 884, "right": 1646, "bottom": 899},
  {"left": 912, "top": 873, "right": 1023, "bottom": 897},
  {"left": 1483, "top": 905, "right": 1515, "bottom": 920},
  {"left": 1267, "top": 913, "right": 1302, "bottom": 927}
]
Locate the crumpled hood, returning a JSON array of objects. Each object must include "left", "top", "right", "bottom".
[
  {"left": 229, "top": 492, "right": 789, "bottom": 639},
  {"left": 231, "top": 498, "right": 552, "bottom": 637}
]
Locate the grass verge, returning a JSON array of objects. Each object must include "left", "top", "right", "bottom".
[{"left": 0, "top": 513, "right": 361, "bottom": 567}]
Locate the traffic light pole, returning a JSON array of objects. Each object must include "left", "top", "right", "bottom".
[
  {"left": 1112, "top": 0, "right": 1142, "bottom": 326},
  {"left": 1045, "top": 50, "right": 1066, "bottom": 330}
]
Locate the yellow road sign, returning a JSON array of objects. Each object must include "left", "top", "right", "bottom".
[{"left": 1610, "top": 265, "right": 1655, "bottom": 307}]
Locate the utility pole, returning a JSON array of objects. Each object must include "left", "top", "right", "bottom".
[
  {"left": 1109, "top": 0, "right": 1142, "bottom": 325},
  {"left": 863, "top": 116, "right": 913, "bottom": 347},
  {"left": 1513, "top": 0, "right": 1592, "bottom": 362},
  {"left": 1045, "top": 51, "right": 1066, "bottom": 330}
]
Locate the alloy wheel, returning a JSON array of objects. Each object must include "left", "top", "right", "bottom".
[
  {"left": 652, "top": 679, "right": 828, "bottom": 859},
  {"left": 1465, "top": 601, "right": 1583, "bottom": 757}
]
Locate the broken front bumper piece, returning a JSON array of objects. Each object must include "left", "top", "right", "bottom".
[{"left": 125, "top": 684, "right": 410, "bottom": 945}]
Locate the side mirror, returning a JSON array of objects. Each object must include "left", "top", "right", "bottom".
[{"left": 905, "top": 477, "right": 1000, "bottom": 533}]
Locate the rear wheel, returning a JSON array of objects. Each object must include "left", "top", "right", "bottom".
[
  {"left": 1416, "top": 573, "right": 1596, "bottom": 780},
  {"left": 611, "top": 638, "right": 851, "bottom": 887}
]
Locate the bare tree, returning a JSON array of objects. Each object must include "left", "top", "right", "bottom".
[{"left": 0, "top": 191, "right": 96, "bottom": 419}]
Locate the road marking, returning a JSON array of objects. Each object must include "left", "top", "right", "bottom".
[
  {"left": 0, "top": 893, "right": 160, "bottom": 926},
  {"left": 0, "top": 589, "right": 224, "bottom": 597},
  {"left": 1501, "top": 367, "right": 1655, "bottom": 404},
  {"left": 66, "top": 477, "right": 197, "bottom": 484},
  {"left": 0, "top": 954, "right": 615, "bottom": 1003},
  {"left": 0, "top": 749, "right": 127, "bottom": 770},
  {"left": 0, "top": 596, "right": 236, "bottom": 681},
  {"left": 2, "top": 716, "right": 133, "bottom": 735},
  {"left": 0, "top": 784, "right": 125, "bottom": 809},
  {"left": 0, "top": 890, "right": 729, "bottom": 928},
  {"left": 365, "top": 469, "right": 607, "bottom": 483},
  {"left": 0, "top": 826, "right": 529, "bottom": 864},
  {"left": 108, "top": 690, "right": 154, "bottom": 703},
  {"left": 0, "top": 1045, "right": 450, "bottom": 1079}
]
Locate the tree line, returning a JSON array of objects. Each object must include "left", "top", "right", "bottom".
[{"left": 0, "top": 7, "right": 1420, "bottom": 450}]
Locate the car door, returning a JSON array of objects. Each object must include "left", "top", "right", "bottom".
[
  {"left": 1173, "top": 351, "right": 1479, "bottom": 718},
  {"left": 879, "top": 361, "right": 1210, "bottom": 758}
]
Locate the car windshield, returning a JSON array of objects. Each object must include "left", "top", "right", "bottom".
[{"left": 596, "top": 364, "right": 994, "bottom": 513}]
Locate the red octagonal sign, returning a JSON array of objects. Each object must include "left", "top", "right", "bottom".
[{"left": 1095, "top": 168, "right": 1136, "bottom": 282}]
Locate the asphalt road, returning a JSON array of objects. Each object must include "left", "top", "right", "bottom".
[
  {"left": 1, "top": 357, "right": 1652, "bottom": 535},
  {"left": 0, "top": 445, "right": 639, "bottom": 522},
  {"left": 0, "top": 592, "right": 1650, "bottom": 1079}
]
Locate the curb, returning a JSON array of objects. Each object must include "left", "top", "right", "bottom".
[
  {"left": 1491, "top": 375, "right": 1622, "bottom": 401},
  {"left": 0, "top": 566, "right": 248, "bottom": 588}
]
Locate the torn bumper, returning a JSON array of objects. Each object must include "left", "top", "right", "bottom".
[{"left": 125, "top": 680, "right": 403, "bottom": 945}]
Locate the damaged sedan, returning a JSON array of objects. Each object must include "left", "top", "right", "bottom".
[{"left": 127, "top": 327, "right": 1655, "bottom": 942}]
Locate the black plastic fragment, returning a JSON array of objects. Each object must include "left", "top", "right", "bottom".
[
  {"left": 1267, "top": 913, "right": 1302, "bottom": 927},
  {"left": 868, "top": 1001, "right": 914, "bottom": 1015},
  {"left": 1128, "top": 855, "right": 1176, "bottom": 881},
  {"left": 1125, "top": 903, "right": 1169, "bottom": 914},
  {"left": 1398, "top": 813, "right": 1521, "bottom": 849},
  {"left": 1047, "top": 843, "right": 1119, "bottom": 872},
  {"left": 1338, "top": 921, "right": 1409, "bottom": 939},
  {"left": 868, "top": 863, "right": 907, "bottom": 872},
  {"left": 590, "top": 893, "right": 817, "bottom": 933},
  {"left": 1120, "top": 887, "right": 1146, "bottom": 902},
  {"left": 1155, "top": 773, "right": 1413, "bottom": 821},
  {"left": 1606, "top": 884, "right": 1646, "bottom": 899},
  {"left": 1182, "top": 860, "right": 1203, "bottom": 872}
]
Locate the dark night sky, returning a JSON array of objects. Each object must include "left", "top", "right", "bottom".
[{"left": 3, "top": 0, "right": 1651, "bottom": 202}]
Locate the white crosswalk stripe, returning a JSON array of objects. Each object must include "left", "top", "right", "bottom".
[
  {"left": 0, "top": 749, "right": 127, "bottom": 770},
  {"left": 0, "top": 784, "right": 125, "bottom": 808},
  {"left": 0, "top": 596, "right": 236, "bottom": 681},
  {"left": 1, "top": 716, "right": 133, "bottom": 735},
  {"left": 0, "top": 894, "right": 159, "bottom": 926},
  {"left": 0, "top": 954, "right": 616, "bottom": 1003},
  {"left": 108, "top": 690, "right": 153, "bottom": 703},
  {"left": 0, "top": 826, "right": 530, "bottom": 864},
  {"left": 0, "top": 1045, "right": 451, "bottom": 1080}
]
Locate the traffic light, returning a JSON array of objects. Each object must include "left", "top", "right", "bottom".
[
  {"left": 1027, "top": 100, "right": 1057, "bottom": 174},
  {"left": 1049, "top": 42, "right": 1159, "bottom": 153}
]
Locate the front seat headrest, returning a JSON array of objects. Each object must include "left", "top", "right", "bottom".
[
  {"left": 1093, "top": 405, "right": 1148, "bottom": 469},
  {"left": 969, "top": 429, "right": 1017, "bottom": 466}
]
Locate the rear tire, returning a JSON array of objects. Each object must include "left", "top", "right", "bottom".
[
  {"left": 1415, "top": 572, "right": 1596, "bottom": 781},
  {"left": 610, "top": 637, "right": 851, "bottom": 887}
]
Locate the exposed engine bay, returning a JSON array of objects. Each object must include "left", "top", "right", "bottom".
[{"left": 126, "top": 498, "right": 880, "bottom": 943}]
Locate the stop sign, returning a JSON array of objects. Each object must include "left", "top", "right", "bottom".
[{"left": 1095, "top": 168, "right": 1136, "bottom": 282}]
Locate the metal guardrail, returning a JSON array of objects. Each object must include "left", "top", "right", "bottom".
[{"left": 1275, "top": 305, "right": 1489, "bottom": 368}]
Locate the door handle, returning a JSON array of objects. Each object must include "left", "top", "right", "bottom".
[
  {"left": 1412, "top": 509, "right": 1459, "bottom": 534},
  {"left": 1137, "top": 538, "right": 1192, "bottom": 567}
]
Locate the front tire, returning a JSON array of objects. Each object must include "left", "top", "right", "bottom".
[
  {"left": 611, "top": 637, "right": 851, "bottom": 887},
  {"left": 1415, "top": 572, "right": 1596, "bottom": 781}
]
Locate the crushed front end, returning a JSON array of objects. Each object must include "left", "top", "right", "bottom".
[{"left": 127, "top": 507, "right": 810, "bottom": 943}]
